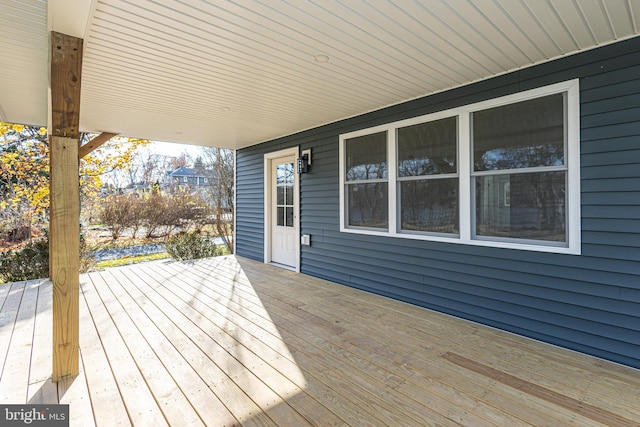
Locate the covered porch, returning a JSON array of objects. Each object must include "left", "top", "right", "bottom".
[{"left": 1, "top": 256, "right": 639, "bottom": 426}]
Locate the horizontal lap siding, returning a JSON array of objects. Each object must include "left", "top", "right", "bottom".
[
  {"left": 236, "top": 37, "right": 640, "bottom": 368},
  {"left": 235, "top": 146, "right": 265, "bottom": 260}
]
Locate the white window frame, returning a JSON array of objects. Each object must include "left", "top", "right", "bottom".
[{"left": 339, "top": 79, "right": 581, "bottom": 254}]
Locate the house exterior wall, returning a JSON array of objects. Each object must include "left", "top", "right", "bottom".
[{"left": 236, "top": 37, "right": 640, "bottom": 368}]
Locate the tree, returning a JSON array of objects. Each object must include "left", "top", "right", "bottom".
[
  {"left": 78, "top": 132, "right": 152, "bottom": 197},
  {"left": 168, "top": 152, "right": 190, "bottom": 171},
  {"left": 114, "top": 150, "right": 172, "bottom": 189},
  {"left": 0, "top": 121, "right": 151, "bottom": 243},
  {"left": 1, "top": 123, "right": 50, "bottom": 241},
  {"left": 193, "top": 155, "right": 204, "bottom": 170},
  {"left": 200, "top": 147, "right": 234, "bottom": 253}
]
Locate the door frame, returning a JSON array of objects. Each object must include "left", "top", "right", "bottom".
[{"left": 264, "top": 147, "right": 300, "bottom": 272}]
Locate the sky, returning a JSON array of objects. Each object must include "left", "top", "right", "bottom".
[{"left": 148, "top": 140, "right": 203, "bottom": 159}]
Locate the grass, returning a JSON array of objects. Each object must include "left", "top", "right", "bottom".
[
  {"left": 95, "top": 252, "right": 170, "bottom": 269},
  {"left": 94, "top": 245, "right": 231, "bottom": 270},
  {"left": 86, "top": 236, "right": 166, "bottom": 252}
]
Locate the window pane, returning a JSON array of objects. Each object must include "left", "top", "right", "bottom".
[
  {"left": 401, "top": 178, "right": 458, "bottom": 233},
  {"left": 398, "top": 117, "right": 457, "bottom": 177},
  {"left": 346, "top": 131, "right": 387, "bottom": 181},
  {"left": 473, "top": 94, "right": 565, "bottom": 171},
  {"left": 347, "top": 183, "right": 388, "bottom": 228},
  {"left": 475, "top": 172, "right": 566, "bottom": 242}
]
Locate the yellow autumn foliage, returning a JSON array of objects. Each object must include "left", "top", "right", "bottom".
[{"left": 0, "top": 121, "right": 150, "bottom": 234}]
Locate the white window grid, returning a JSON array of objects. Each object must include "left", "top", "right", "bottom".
[{"left": 339, "top": 79, "right": 581, "bottom": 254}]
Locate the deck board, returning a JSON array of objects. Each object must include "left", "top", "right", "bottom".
[
  {"left": 330, "top": 282, "right": 640, "bottom": 421},
  {"left": 258, "top": 281, "right": 582, "bottom": 425},
  {"left": 107, "top": 267, "right": 241, "bottom": 426},
  {"left": 131, "top": 265, "right": 313, "bottom": 427},
  {"left": 0, "top": 280, "right": 39, "bottom": 404},
  {"left": 189, "top": 260, "right": 570, "bottom": 426},
  {"left": 1, "top": 255, "right": 640, "bottom": 426},
  {"left": 82, "top": 273, "right": 169, "bottom": 426},
  {"left": 0, "top": 281, "right": 26, "bottom": 381},
  {"left": 78, "top": 274, "right": 131, "bottom": 426},
  {"left": 27, "top": 279, "right": 57, "bottom": 405},
  {"left": 118, "top": 263, "right": 278, "bottom": 427},
  {"left": 90, "top": 270, "right": 205, "bottom": 427}
]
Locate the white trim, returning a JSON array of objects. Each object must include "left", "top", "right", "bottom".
[
  {"left": 264, "top": 147, "right": 301, "bottom": 272},
  {"left": 458, "top": 112, "right": 472, "bottom": 242},
  {"left": 339, "top": 79, "right": 581, "bottom": 255},
  {"left": 339, "top": 137, "right": 345, "bottom": 232},
  {"left": 388, "top": 128, "right": 397, "bottom": 236},
  {"left": 566, "top": 82, "right": 582, "bottom": 253}
]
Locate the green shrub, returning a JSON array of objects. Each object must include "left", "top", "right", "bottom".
[
  {"left": 0, "top": 239, "right": 49, "bottom": 283},
  {"left": 79, "top": 231, "right": 96, "bottom": 273},
  {"left": 0, "top": 232, "right": 94, "bottom": 284},
  {"left": 165, "top": 232, "right": 218, "bottom": 261}
]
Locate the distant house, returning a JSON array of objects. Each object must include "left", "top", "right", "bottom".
[
  {"left": 165, "top": 167, "right": 212, "bottom": 189},
  {"left": 124, "top": 184, "right": 151, "bottom": 195}
]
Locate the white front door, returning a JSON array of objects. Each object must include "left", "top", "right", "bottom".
[{"left": 268, "top": 153, "right": 298, "bottom": 269}]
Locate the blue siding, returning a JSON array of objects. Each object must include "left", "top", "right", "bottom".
[
  {"left": 235, "top": 37, "right": 640, "bottom": 368},
  {"left": 235, "top": 145, "right": 265, "bottom": 259}
]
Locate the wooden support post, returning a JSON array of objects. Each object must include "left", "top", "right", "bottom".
[{"left": 49, "top": 31, "right": 83, "bottom": 382}]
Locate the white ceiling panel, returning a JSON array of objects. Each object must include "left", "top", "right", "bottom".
[
  {"left": 0, "top": 0, "right": 48, "bottom": 125},
  {"left": 1, "top": 0, "right": 639, "bottom": 149}
]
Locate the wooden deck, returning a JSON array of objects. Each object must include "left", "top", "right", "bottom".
[{"left": 1, "top": 256, "right": 639, "bottom": 426}]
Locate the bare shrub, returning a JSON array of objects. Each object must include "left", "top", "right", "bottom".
[
  {"left": 141, "top": 191, "right": 167, "bottom": 238},
  {"left": 100, "top": 195, "right": 134, "bottom": 240},
  {"left": 128, "top": 194, "right": 145, "bottom": 239},
  {"left": 170, "top": 188, "right": 211, "bottom": 232}
]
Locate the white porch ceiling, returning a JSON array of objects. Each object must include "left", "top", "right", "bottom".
[{"left": 1, "top": 0, "right": 639, "bottom": 150}]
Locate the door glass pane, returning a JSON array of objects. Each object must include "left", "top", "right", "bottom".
[
  {"left": 285, "top": 184, "right": 293, "bottom": 205},
  {"left": 347, "top": 183, "right": 388, "bottom": 228},
  {"left": 345, "top": 131, "right": 388, "bottom": 181},
  {"left": 276, "top": 164, "right": 286, "bottom": 184},
  {"left": 275, "top": 161, "right": 295, "bottom": 228},
  {"left": 398, "top": 117, "right": 457, "bottom": 177},
  {"left": 277, "top": 162, "right": 295, "bottom": 184},
  {"left": 400, "top": 178, "right": 458, "bottom": 234},
  {"left": 285, "top": 163, "right": 294, "bottom": 183},
  {"left": 475, "top": 172, "right": 566, "bottom": 242},
  {"left": 473, "top": 94, "right": 565, "bottom": 171},
  {"left": 277, "top": 207, "right": 284, "bottom": 226},
  {"left": 286, "top": 207, "right": 294, "bottom": 227},
  {"left": 277, "top": 186, "right": 284, "bottom": 205}
]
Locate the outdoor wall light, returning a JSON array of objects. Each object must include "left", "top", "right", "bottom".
[{"left": 298, "top": 153, "right": 309, "bottom": 174}]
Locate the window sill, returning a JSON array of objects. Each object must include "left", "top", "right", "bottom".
[{"left": 340, "top": 227, "right": 581, "bottom": 255}]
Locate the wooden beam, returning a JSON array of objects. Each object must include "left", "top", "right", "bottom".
[
  {"left": 49, "top": 31, "right": 83, "bottom": 382},
  {"left": 78, "top": 132, "right": 118, "bottom": 159}
]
